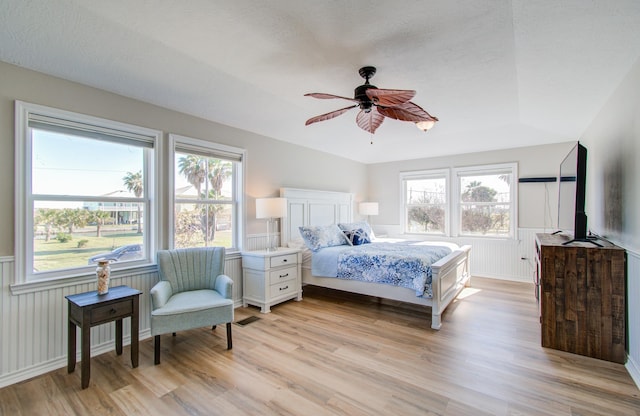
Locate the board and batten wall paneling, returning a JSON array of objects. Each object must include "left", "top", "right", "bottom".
[
  {"left": 0, "top": 255, "right": 243, "bottom": 388},
  {"left": 627, "top": 250, "right": 640, "bottom": 387}
]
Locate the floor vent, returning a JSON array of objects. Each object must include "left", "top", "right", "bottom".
[{"left": 235, "top": 316, "right": 261, "bottom": 326}]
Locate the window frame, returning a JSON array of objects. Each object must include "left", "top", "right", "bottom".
[
  {"left": 400, "top": 163, "right": 518, "bottom": 239},
  {"left": 168, "top": 134, "right": 245, "bottom": 253},
  {"left": 14, "top": 101, "right": 162, "bottom": 287},
  {"left": 452, "top": 163, "right": 518, "bottom": 239},
  {"left": 400, "top": 169, "right": 450, "bottom": 236}
]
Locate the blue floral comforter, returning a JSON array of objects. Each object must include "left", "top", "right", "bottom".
[{"left": 312, "top": 241, "right": 454, "bottom": 298}]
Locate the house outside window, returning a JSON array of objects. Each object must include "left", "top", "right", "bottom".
[
  {"left": 170, "top": 134, "right": 245, "bottom": 251},
  {"left": 15, "top": 101, "right": 160, "bottom": 283}
]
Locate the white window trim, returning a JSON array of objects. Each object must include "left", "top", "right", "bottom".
[
  {"left": 400, "top": 168, "right": 450, "bottom": 236},
  {"left": 452, "top": 162, "right": 518, "bottom": 239},
  {"left": 13, "top": 101, "right": 162, "bottom": 290},
  {"left": 168, "top": 134, "right": 246, "bottom": 252}
]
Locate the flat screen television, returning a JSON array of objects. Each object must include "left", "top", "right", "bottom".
[{"left": 557, "top": 142, "right": 588, "bottom": 241}]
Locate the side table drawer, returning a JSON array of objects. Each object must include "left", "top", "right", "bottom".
[
  {"left": 91, "top": 300, "right": 133, "bottom": 324},
  {"left": 270, "top": 280, "right": 297, "bottom": 298},
  {"left": 269, "top": 266, "right": 297, "bottom": 285},
  {"left": 270, "top": 253, "right": 297, "bottom": 268}
]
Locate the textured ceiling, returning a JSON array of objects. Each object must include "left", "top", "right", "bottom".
[{"left": 1, "top": 0, "right": 640, "bottom": 163}]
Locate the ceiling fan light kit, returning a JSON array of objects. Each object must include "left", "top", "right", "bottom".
[{"left": 305, "top": 66, "right": 438, "bottom": 135}]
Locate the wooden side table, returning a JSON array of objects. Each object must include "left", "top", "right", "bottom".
[{"left": 66, "top": 285, "right": 142, "bottom": 389}]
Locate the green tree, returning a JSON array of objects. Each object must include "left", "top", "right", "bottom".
[
  {"left": 178, "top": 155, "right": 207, "bottom": 198},
  {"left": 35, "top": 208, "right": 59, "bottom": 242},
  {"left": 178, "top": 156, "right": 232, "bottom": 244},
  {"left": 202, "top": 159, "right": 232, "bottom": 241},
  {"left": 57, "top": 208, "right": 89, "bottom": 234},
  {"left": 123, "top": 171, "right": 143, "bottom": 234},
  {"left": 88, "top": 210, "right": 111, "bottom": 237},
  {"left": 461, "top": 181, "right": 497, "bottom": 234}
]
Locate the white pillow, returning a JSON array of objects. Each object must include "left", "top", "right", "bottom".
[{"left": 298, "top": 224, "right": 351, "bottom": 251}]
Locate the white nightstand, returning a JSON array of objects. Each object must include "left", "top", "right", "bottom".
[{"left": 241, "top": 247, "right": 302, "bottom": 313}]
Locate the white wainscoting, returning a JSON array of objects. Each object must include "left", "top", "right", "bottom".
[
  {"left": 3, "top": 233, "right": 638, "bottom": 389},
  {"left": 0, "top": 254, "right": 244, "bottom": 388},
  {"left": 626, "top": 250, "right": 640, "bottom": 388}
]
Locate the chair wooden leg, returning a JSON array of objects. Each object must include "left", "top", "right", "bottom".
[
  {"left": 226, "top": 322, "right": 232, "bottom": 350},
  {"left": 154, "top": 335, "right": 161, "bottom": 365},
  {"left": 211, "top": 325, "right": 217, "bottom": 330}
]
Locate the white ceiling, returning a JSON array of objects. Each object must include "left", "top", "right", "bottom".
[{"left": 1, "top": 0, "right": 640, "bottom": 163}]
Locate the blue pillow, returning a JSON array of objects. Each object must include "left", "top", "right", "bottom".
[
  {"left": 338, "top": 221, "right": 375, "bottom": 240},
  {"left": 343, "top": 228, "right": 371, "bottom": 246},
  {"left": 298, "top": 224, "right": 350, "bottom": 251}
]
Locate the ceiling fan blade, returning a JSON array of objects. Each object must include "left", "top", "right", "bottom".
[
  {"left": 305, "top": 105, "right": 358, "bottom": 126},
  {"left": 304, "top": 93, "right": 359, "bottom": 102},
  {"left": 378, "top": 101, "right": 439, "bottom": 123},
  {"left": 366, "top": 89, "right": 416, "bottom": 106},
  {"left": 356, "top": 108, "right": 385, "bottom": 134}
]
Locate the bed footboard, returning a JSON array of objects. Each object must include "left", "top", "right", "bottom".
[{"left": 430, "top": 245, "right": 471, "bottom": 329}]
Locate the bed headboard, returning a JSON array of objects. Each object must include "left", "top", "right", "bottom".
[{"left": 280, "top": 188, "right": 354, "bottom": 246}]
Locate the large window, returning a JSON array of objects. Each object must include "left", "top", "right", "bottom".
[
  {"left": 170, "top": 134, "right": 244, "bottom": 251},
  {"left": 402, "top": 169, "right": 449, "bottom": 235},
  {"left": 402, "top": 163, "right": 517, "bottom": 238},
  {"left": 454, "top": 164, "right": 516, "bottom": 238},
  {"left": 15, "top": 102, "right": 160, "bottom": 283}
]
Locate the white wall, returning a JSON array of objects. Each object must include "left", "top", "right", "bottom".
[
  {"left": 580, "top": 56, "right": 640, "bottom": 386},
  {"left": 366, "top": 142, "right": 575, "bottom": 231}
]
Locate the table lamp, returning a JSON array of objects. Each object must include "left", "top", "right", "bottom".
[{"left": 256, "top": 197, "right": 288, "bottom": 251}]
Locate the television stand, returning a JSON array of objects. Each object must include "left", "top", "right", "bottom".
[{"left": 562, "top": 237, "right": 603, "bottom": 247}]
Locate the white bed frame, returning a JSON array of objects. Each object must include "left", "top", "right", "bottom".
[{"left": 280, "top": 188, "right": 471, "bottom": 329}]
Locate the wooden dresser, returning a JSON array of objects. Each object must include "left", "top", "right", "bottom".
[{"left": 535, "top": 233, "right": 626, "bottom": 363}]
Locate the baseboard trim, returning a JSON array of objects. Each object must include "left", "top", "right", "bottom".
[
  {"left": 626, "top": 355, "right": 640, "bottom": 390},
  {"left": 0, "top": 330, "right": 152, "bottom": 389}
]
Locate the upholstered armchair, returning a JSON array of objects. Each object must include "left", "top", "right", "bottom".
[{"left": 150, "top": 247, "right": 234, "bottom": 364}]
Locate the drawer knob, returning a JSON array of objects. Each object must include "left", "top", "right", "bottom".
[
  {"left": 279, "top": 273, "right": 289, "bottom": 278},
  {"left": 283, "top": 259, "right": 287, "bottom": 262},
  {"left": 280, "top": 286, "right": 288, "bottom": 291},
  {"left": 110, "top": 308, "right": 117, "bottom": 315}
]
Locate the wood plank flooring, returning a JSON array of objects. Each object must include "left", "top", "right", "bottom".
[{"left": 1, "top": 277, "right": 639, "bottom": 415}]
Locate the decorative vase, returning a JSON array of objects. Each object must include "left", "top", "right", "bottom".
[{"left": 96, "top": 260, "right": 111, "bottom": 295}]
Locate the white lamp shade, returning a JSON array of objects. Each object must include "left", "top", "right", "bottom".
[
  {"left": 256, "top": 197, "right": 288, "bottom": 219},
  {"left": 359, "top": 202, "right": 379, "bottom": 216}
]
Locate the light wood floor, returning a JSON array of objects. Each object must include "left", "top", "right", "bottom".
[{"left": 1, "top": 277, "right": 639, "bottom": 415}]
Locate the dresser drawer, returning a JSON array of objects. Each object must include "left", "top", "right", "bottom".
[
  {"left": 269, "top": 253, "right": 297, "bottom": 268},
  {"left": 91, "top": 300, "right": 133, "bottom": 324},
  {"left": 270, "top": 280, "right": 297, "bottom": 298},
  {"left": 269, "top": 266, "right": 297, "bottom": 285}
]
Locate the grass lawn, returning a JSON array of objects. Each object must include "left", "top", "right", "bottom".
[
  {"left": 33, "top": 229, "right": 233, "bottom": 272},
  {"left": 34, "top": 231, "right": 142, "bottom": 271}
]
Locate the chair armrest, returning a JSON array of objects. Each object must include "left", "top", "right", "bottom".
[
  {"left": 150, "top": 280, "right": 173, "bottom": 310},
  {"left": 214, "top": 274, "right": 233, "bottom": 300}
]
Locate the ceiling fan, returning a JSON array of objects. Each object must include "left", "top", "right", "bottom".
[{"left": 304, "top": 66, "right": 438, "bottom": 134}]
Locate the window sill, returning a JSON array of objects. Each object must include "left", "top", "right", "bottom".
[{"left": 10, "top": 264, "right": 159, "bottom": 295}]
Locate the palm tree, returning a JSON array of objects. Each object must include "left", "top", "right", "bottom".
[
  {"left": 89, "top": 210, "right": 111, "bottom": 237},
  {"left": 207, "top": 159, "right": 232, "bottom": 198},
  {"left": 123, "top": 171, "right": 143, "bottom": 234},
  {"left": 35, "top": 208, "right": 59, "bottom": 242},
  {"left": 178, "top": 155, "right": 207, "bottom": 198}
]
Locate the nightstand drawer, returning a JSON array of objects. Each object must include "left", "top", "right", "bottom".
[
  {"left": 270, "top": 280, "right": 297, "bottom": 298},
  {"left": 269, "top": 253, "right": 297, "bottom": 268},
  {"left": 91, "top": 300, "right": 133, "bottom": 324},
  {"left": 269, "top": 266, "right": 297, "bottom": 285}
]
